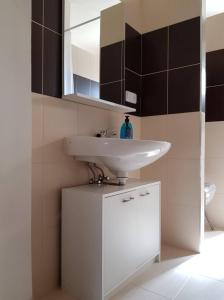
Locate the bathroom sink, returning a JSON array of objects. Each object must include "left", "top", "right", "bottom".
[{"left": 65, "top": 136, "right": 171, "bottom": 183}]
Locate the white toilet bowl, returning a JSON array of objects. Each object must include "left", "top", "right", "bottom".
[{"left": 204, "top": 183, "right": 216, "bottom": 206}]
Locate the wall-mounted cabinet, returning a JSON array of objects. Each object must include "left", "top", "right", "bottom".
[
  {"left": 63, "top": 0, "right": 136, "bottom": 113},
  {"left": 62, "top": 180, "right": 161, "bottom": 300}
]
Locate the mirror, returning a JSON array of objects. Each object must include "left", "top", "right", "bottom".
[{"left": 63, "top": 0, "right": 131, "bottom": 110}]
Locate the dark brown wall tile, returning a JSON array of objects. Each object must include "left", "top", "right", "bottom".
[
  {"left": 43, "top": 29, "right": 62, "bottom": 98},
  {"left": 100, "top": 81, "right": 122, "bottom": 104},
  {"left": 100, "top": 41, "right": 123, "bottom": 84},
  {"left": 32, "top": 22, "right": 42, "bottom": 94},
  {"left": 206, "top": 86, "right": 224, "bottom": 122},
  {"left": 169, "top": 17, "right": 200, "bottom": 68},
  {"left": 142, "top": 27, "right": 168, "bottom": 74},
  {"left": 207, "top": 49, "right": 224, "bottom": 87},
  {"left": 125, "top": 23, "right": 141, "bottom": 74},
  {"left": 168, "top": 65, "right": 200, "bottom": 114},
  {"left": 125, "top": 70, "right": 142, "bottom": 115},
  {"left": 44, "top": 0, "right": 62, "bottom": 33},
  {"left": 32, "top": 0, "right": 43, "bottom": 24},
  {"left": 142, "top": 72, "right": 167, "bottom": 116}
]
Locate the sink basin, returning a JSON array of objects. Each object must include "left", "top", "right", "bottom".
[{"left": 65, "top": 136, "right": 171, "bottom": 183}]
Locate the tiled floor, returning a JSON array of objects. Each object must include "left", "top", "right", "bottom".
[{"left": 42, "top": 231, "right": 224, "bottom": 300}]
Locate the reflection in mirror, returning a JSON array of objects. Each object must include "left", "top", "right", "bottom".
[{"left": 64, "top": 0, "right": 122, "bottom": 102}]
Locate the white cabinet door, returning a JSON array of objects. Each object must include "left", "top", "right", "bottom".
[
  {"left": 103, "top": 184, "right": 160, "bottom": 295},
  {"left": 103, "top": 191, "right": 138, "bottom": 294},
  {"left": 135, "top": 185, "right": 160, "bottom": 268}
]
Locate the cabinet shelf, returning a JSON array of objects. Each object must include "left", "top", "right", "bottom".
[{"left": 63, "top": 93, "right": 136, "bottom": 113}]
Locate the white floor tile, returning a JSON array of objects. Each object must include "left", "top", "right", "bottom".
[
  {"left": 111, "top": 284, "right": 168, "bottom": 300},
  {"left": 133, "top": 257, "right": 191, "bottom": 299},
  {"left": 41, "top": 232, "right": 224, "bottom": 300},
  {"left": 175, "top": 275, "right": 224, "bottom": 300}
]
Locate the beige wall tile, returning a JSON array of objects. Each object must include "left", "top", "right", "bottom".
[
  {"left": 32, "top": 96, "right": 43, "bottom": 163},
  {"left": 167, "top": 159, "right": 201, "bottom": 207},
  {"left": 205, "top": 122, "right": 224, "bottom": 158},
  {"left": 32, "top": 230, "right": 45, "bottom": 300},
  {"left": 77, "top": 104, "right": 111, "bottom": 136},
  {"left": 124, "top": 0, "right": 142, "bottom": 33},
  {"left": 206, "top": 13, "right": 224, "bottom": 52},
  {"left": 141, "top": 113, "right": 203, "bottom": 252},
  {"left": 42, "top": 227, "right": 60, "bottom": 296},
  {"left": 100, "top": 3, "right": 124, "bottom": 47},
  {"left": 32, "top": 164, "right": 43, "bottom": 235},
  {"left": 32, "top": 164, "right": 45, "bottom": 300},
  {"left": 141, "top": 115, "right": 167, "bottom": 140},
  {"left": 142, "top": 0, "right": 201, "bottom": 33},
  {"left": 43, "top": 98, "right": 78, "bottom": 163},
  {"left": 165, "top": 203, "right": 201, "bottom": 251},
  {"left": 167, "top": 112, "right": 202, "bottom": 159}
]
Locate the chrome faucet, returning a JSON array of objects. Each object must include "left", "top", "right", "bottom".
[{"left": 96, "top": 129, "right": 117, "bottom": 138}]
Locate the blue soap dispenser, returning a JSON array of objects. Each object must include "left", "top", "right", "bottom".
[{"left": 120, "top": 115, "right": 133, "bottom": 139}]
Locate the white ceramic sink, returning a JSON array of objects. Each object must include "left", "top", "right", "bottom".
[{"left": 65, "top": 136, "right": 171, "bottom": 183}]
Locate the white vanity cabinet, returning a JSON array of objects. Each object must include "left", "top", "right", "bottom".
[{"left": 62, "top": 180, "right": 160, "bottom": 300}]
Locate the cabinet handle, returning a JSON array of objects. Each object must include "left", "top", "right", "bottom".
[
  {"left": 140, "top": 192, "right": 151, "bottom": 197},
  {"left": 122, "top": 196, "right": 134, "bottom": 203}
]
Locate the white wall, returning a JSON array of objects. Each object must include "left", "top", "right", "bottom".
[{"left": 0, "top": 1, "right": 32, "bottom": 299}]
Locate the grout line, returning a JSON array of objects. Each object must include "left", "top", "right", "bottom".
[
  {"left": 173, "top": 276, "right": 192, "bottom": 299},
  {"left": 169, "top": 63, "right": 200, "bottom": 72},
  {"left": 32, "top": 20, "right": 62, "bottom": 36},
  {"left": 207, "top": 83, "right": 224, "bottom": 89},
  {"left": 126, "top": 67, "right": 142, "bottom": 77},
  {"left": 142, "top": 69, "right": 168, "bottom": 76},
  {"left": 139, "top": 286, "right": 171, "bottom": 300},
  {"left": 100, "top": 79, "right": 123, "bottom": 86},
  {"left": 142, "top": 63, "right": 200, "bottom": 77}
]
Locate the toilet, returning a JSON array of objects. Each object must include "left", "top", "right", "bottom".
[
  {"left": 204, "top": 183, "right": 216, "bottom": 230},
  {"left": 204, "top": 183, "right": 216, "bottom": 206}
]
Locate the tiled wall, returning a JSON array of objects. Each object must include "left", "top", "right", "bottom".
[
  {"left": 142, "top": 17, "right": 201, "bottom": 116},
  {"left": 32, "top": 93, "right": 141, "bottom": 299},
  {"left": 206, "top": 49, "right": 224, "bottom": 122},
  {"left": 140, "top": 0, "right": 204, "bottom": 252},
  {"left": 100, "top": 17, "right": 201, "bottom": 117},
  {"left": 32, "top": 0, "right": 62, "bottom": 98},
  {"left": 205, "top": 13, "right": 224, "bottom": 229},
  {"left": 100, "top": 41, "right": 124, "bottom": 104},
  {"left": 141, "top": 112, "right": 204, "bottom": 251}
]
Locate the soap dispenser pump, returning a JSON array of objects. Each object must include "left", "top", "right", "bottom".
[{"left": 120, "top": 115, "right": 133, "bottom": 139}]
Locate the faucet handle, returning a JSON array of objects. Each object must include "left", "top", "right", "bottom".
[{"left": 96, "top": 129, "right": 116, "bottom": 138}]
